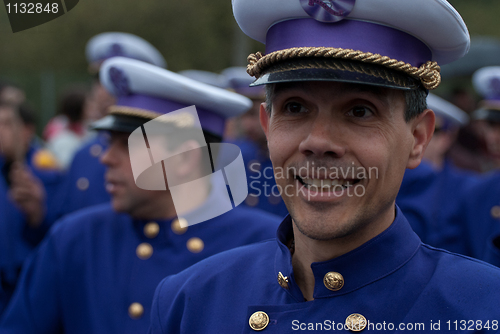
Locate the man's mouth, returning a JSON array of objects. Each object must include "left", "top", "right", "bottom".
[{"left": 295, "top": 175, "right": 362, "bottom": 191}]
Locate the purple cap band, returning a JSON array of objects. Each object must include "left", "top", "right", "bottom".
[
  {"left": 266, "top": 19, "right": 432, "bottom": 68},
  {"left": 116, "top": 94, "right": 225, "bottom": 137}
]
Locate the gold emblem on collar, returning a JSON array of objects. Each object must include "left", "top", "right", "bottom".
[
  {"left": 277, "top": 272, "right": 289, "bottom": 289},
  {"left": 323, "top": 271, "right": 344, "bottom": 291},
  {"left": 249, "top": 311, "right": 269, "bottom": 331},
  {"left": 345, "top": 313, "right": 367, "bottom": 332}
]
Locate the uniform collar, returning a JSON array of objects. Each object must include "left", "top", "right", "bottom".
[{"left": 274, "top": 206, "right": 421, "bottom": 301}]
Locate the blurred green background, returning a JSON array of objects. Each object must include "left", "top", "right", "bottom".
[{"left": 0, "top": 0, "right": 499, "bottom": 133}]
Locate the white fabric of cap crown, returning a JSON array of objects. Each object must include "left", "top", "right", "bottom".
[
  {"left": 179, "top": 70, "right": 230, "bottom": 89},
  {"left": 427, "top": 93, "right": 469, "bottom": 126},
  {"left": 232, "top": 0, "right": 469, "bottom": 65},
  {"left": 86, "top": 32, "right": 166, "bottom": 68},
  {"left": 100, "top": 57, "right": 251, "bottom": 118},
  {"left": 472, "top": 66, "right": 500, "bottom": 99},
  {"left": 221, "top": 67, "right": 254, "bottom": 87}
]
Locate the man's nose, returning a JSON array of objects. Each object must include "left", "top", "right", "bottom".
[
  {"left": 100, "top": 144, "right": 116, "bottom": 166},
  {"left": 298, "top": 114, "right": 346, "bottom": 158}
]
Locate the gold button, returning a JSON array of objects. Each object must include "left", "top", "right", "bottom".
[
  {"left": 245, "top": 195, "right": 259, "bottom": 207},
  {"left": 136, "top": 243, "right": 153, "bottom": 260},
  {"left": 128, "top": 302, "right": 144, "bottom": 319},
  {"left": 277, "top": 272, "right": 289, "bottom": 289},
  {"left": 171, "top": 218, "right": 188, "bottom": 235},
  {"left": 144, "top": 222, "right": 160, "bottom": 238},
  {"left": 90, "top": 144, "right": 103, "bottom": 157},
  {"left": 76, "top": 177, "right": 89, "bottom": 191},
  {"left": 249, "top": 311, "right": 269, "bottom": 331},
  {"left": 323, "top": 271, "right": 344, "bottom": 291},
  {"left": 186, "top": 237, "right": 204, "bottom": 253},
  {"left": 491, "top": 206, "right": 500, "bottom": 219},
  {"left": 345, "top": 313, "right": 367, "bottom": 332}
]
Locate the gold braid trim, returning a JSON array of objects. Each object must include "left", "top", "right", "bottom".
[
  {"left": 108, "top": 106, "right": 162, "bottom": 120},
  {"left": 247, "top": 47, "right": 441, "bottom": 90},
  {"left": 269, "top": 58, "right": 410, "bottom": 89},
  {"left": 108, "top": 106, "right": 196, "bottom": 128},
  {"left": 478, "top": 100, "right": 500, "bottom": 111}
]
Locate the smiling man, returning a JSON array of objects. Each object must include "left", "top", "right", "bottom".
[{"left": 149, "top": 0, "right": 500, "bottom": 333}]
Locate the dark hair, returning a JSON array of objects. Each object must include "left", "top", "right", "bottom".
[
  {"left": 58, "top": 86, "right": 88, "bottom": 123},
  {"left": 0, "top": 101, "right": 36, "bottom": 126},
  {"left": 265, "top": 83, "right": 428, "bottom": 122}
]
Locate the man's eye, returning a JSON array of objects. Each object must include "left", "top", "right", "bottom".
[
  {"left": 348, "top": 106, "right": 373, "bottom": 118},
  {"left": 285, "top": 102, "right": 307, "bottom": 114}
]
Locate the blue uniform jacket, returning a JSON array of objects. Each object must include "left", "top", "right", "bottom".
[
  {"left": 0, "top": 203, "right": 280, "bottom": 333},
  {"left": 51, "top": 134, "right": 110, "bottom": 222},
  {"left": 455, "top": 171, "right": 500, "bottom": 266},
  {"left": 397, "top": 161, "right": 480, "bottom": 253},
  {"left": 0, "top": 145, "right": 62, "bottom": 314},
  {"left": 149, "top": 207, "right": 500, "bottom": 333}
]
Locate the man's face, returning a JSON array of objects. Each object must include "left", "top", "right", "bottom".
[
  {"left": 260, "top": 81, "right": 430, "bottom": 241},
  {"left": 423, "top": 116, "right": 457, "bottom": 167},
  {"left": 0, "top": 107, "right": 31, "bottom": 160},
  {"left": 100, "top": 132, "right": 166, "bottom": 216},
  {"left": 477, "top": 120, "right": 500, "bottom": 164}
]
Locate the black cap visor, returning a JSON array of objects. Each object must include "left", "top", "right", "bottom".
[
  {"left": 90, "top": 113, "right": 224, "bottom": 143},
  {"left": 90, "top": 114, "right": 149, "bottom": 133},
  {"left": 250, "top": 58, "right": 421, "bottom": 90}
]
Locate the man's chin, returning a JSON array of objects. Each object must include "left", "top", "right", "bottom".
[{"left": 110, "top": 200, "right": 127, "bottom": 213}]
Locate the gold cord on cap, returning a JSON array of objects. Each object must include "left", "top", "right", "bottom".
[
  {"left": 108, "top": 107, "right": 195, "bottom": 127},
  {"left": 108, "top": 106, "right": 162, "bottom": 119},
  {"left": 247, "top": 47, "right": 441, "bottom": 90}
]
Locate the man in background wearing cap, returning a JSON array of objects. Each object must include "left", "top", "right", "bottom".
[
  {"left": 443, "top": 66, "right": 500, "bottom": 267},
  {"left": 396, "top": 94, "right": 480, "bottom": 250},
  {"left": 149, "top": 0, "right": 500, "bottom": 332},
  {"left": 51, "top": 32, "right": 167, "bottom": 220},
  {"left": 0, "top": 57, "right": 280, "bottom": 333},
  {"left": 398, "top": 90, "right": 500, "bottom": 264},
  {"left": 470, "top": 66, "right": 500, "bottom": 171}
]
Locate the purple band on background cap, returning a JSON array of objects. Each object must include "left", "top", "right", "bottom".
[
  {"left": 116, "top": 94, "right": 225, "bottom": 137},
  {"left": 234, "top": 86, "right": 265, "bottom": 99},
  {"left": 266, "top": 19, "right": 432, "bottom": 67}
]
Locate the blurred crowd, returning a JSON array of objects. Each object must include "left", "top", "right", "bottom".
[{"left": 0, "top": 32, "right": 499, "bottom": 332}]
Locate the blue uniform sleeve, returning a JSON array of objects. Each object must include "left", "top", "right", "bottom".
[
  {"left": 148, "top": 275, "right": 187, "bottom": 334},
  {"left": 148, "top": 279, "right": 167, "bottom": 334},
  {"left": 0, "top": 228, "right": 63, "bottom": 333}
]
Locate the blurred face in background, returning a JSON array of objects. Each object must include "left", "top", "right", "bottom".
[
  {"left": 475, "top": 120, "right": 500, "bottom": 166},
  {"left": 100, "top": 132, "right": 162, "bottom": 216},
  {"left": 423, "top": 116, "right": 458, "bottom": 169},
  {"left": 0, "top": 106, "right": 33, "bottom": 161},
  {"left": 0, "top": 86, "right": 26, "bottom": 106}
]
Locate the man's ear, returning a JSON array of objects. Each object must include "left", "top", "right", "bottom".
[
  {"left": 259, "top": 102, "right": 270, "bottom": 140},
  {"left": 407, "top": 109, "right": 435, "bottom": 169}
]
